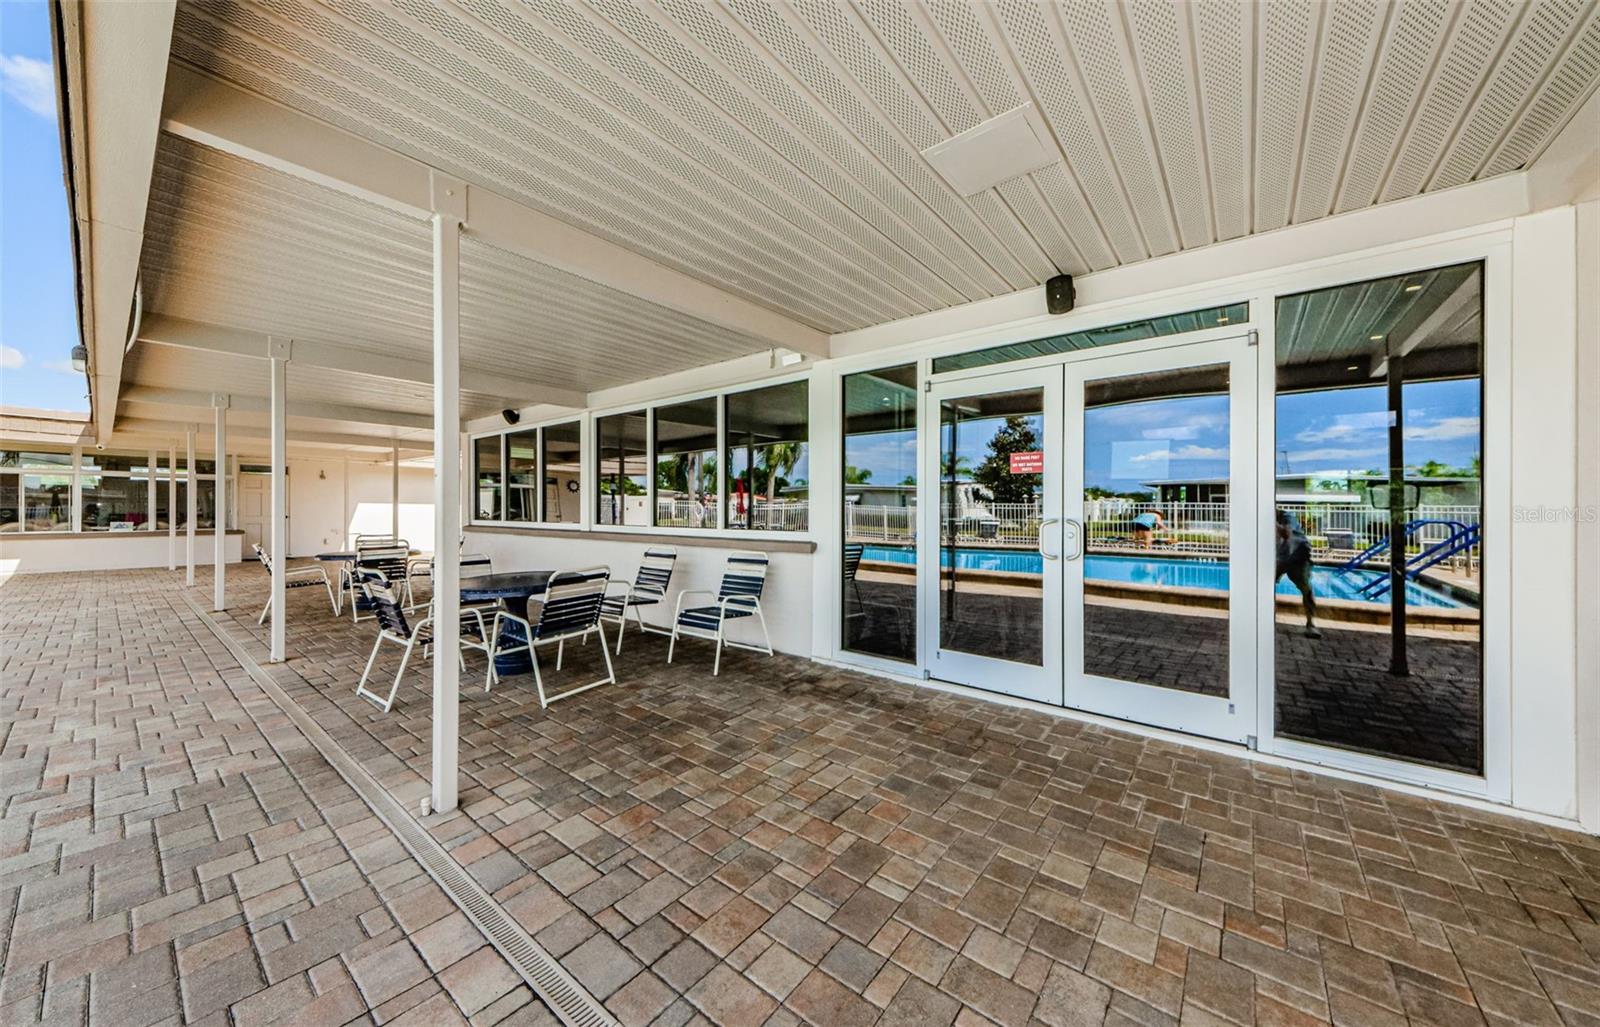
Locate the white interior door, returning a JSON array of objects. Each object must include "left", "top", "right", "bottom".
[
  {"left": 1062, "top": 334, "right": 1257, "bottom": 742},
  {"left": 921, "top": 367, "right": 1063, "bottom": 704}
]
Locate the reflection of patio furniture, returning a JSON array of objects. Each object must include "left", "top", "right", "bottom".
[
  {"left": 669, "top": 551, "right": 773, "bottom": 676},
  {"left": 601, "top": 547, "right": 678, "bottom": 653},
  {"left": 1325, "top": 529, "right": 1356, "bottom": 552},
  {"left": 843, "top": 543, "right": 865, "bottom": 618},
  {"left": 492, "top": 568, "right": 616, "bottom": 708}
]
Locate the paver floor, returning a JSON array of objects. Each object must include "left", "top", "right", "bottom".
[
  {"left": 185, "top": 561, "right": 1600, "bottom": 1027},
  {"left": 0, "top": 569, "right": 556, "bottom": 1027}
]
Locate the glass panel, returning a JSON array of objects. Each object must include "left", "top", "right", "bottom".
[
  {"left": 80, "top": 451, "right": 149, "bottom": 472},
  {"left": 596, "top": 412, "right": 649, "bottom": 526},
  {"left": 725, "top": 380, "right": 809, "bottom": 532},
  {"left": 23, "top": 475, "right": 71, "bottom": 530},
  {"left": 1081, "top": 364, "right": 1231, "bottom": 695},
  {"left": 196, "top": 479, "right": 217, "bottom": 529},
  {"left": 654, "top": 397, "right": 718, "bottom": 529},
  {"left": 10, "top": 449, "right": 73, "bottom": 470},
  {"left": 473, "top": 435, "right": 503, "bottom": 521},
  {"left": 80, "top": 474, "right": 152, "bottom": 531},
  {"left": 540, "top": 422, "right": 581, "bottom": 523},
  {"left": 1274, "top": 261, "right": 1483, "bottom": 774},
  {"left": 155, "top": 477, "right": 177, "bottom": 530},
  {"left": 842, "top": 364, "right": 918, "bottom": 661},
  {"left": 934, "top": 302, "right": 1248, "bottom": 374},
  {"left": 938, "top": 388, "right": 1044, "bottom": 665},
  {"left": 0, "top": 476, "right": 19, "bottom": 532},
  {"left": 506, "top": 429, "right": 538, "bottom": 523}
]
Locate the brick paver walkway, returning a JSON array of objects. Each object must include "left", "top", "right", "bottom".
[
  {"left": 0, "top": 570, "right": 556, "bottom": 1027},
  {"left": 185, "top": 561, "right": 1600, "bottom": 1027}
]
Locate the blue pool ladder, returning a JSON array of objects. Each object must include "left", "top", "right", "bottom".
[{"left": 1335, "top": 519, "right": 1479, "bottom": 599}]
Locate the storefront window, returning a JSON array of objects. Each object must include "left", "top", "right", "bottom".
[
  {"left": 842, "top": 365, "right": 917, "bottom": 661},
  {"left": 596, "top": 411, "right": 649, "bottom": 526},
  {"left": 540, "top": 422, "right": 581, "bottom": 524},
  {"left": 473, "top": 435, "right": 502, "bottom": 521},
  {"left": 725, "top": 380, "right": 809, "bottom": 532},
  {"left": 654, "top": 397, "right": 718, "bottom": 529},
  {"left": 81, "top": 474, "right": 151, "bottom": 531},
  {"left": 506, "top": 429, "right": 538, "bottom": 523},
  {"left": 23, "top": 475, "right": 71, "bottom": 530},
  {"left": 0, "top": 475, "right": 19, "bottom": 531},
  {"left": 1273, "top": 262, "right": 1483, "bottom": 773}
]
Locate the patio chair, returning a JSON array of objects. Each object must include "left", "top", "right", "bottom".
[
  {"left": 404, "top": 552, "right": 492, "bottom": 609},
  {"left": 491, "top": 568, "right": 615, "bottom": 708},
  {"left": 354, "top": 571, "right": 495, "bottom": 712},
  {"left": 252, "top": 543, "right": 337, "bottom": 623},
  {"left": 351, "top": 539, "right": 410, "bottom": 623},
  {"left": 599, "top": 547, "right": 677, "bottom": 653},
  {"left": 843, "top": 543, "right": 865, "bottom": 619},
  {"left": 668, "top": 551, "right": 772, "bottom": 675}
]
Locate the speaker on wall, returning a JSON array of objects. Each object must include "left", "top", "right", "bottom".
[{"left": 1045, "top": 274, "right": 1075, "bottom": 315}]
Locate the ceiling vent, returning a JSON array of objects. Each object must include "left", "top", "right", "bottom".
[{"left": 922, "top": 104, "right": 1060, "bottom": 196}]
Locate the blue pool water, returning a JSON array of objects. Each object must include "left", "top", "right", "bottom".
[{"left": 859, "top": 546, "right": 1464, "bottom": 609}]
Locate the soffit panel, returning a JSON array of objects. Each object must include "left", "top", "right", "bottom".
[{"left": 163, "top": 0, "right": 1599, "bottom": 334}]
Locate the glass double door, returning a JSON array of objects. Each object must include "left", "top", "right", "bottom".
[{"left": 920, "top": 335, "right": 1256, "bottom": 743}]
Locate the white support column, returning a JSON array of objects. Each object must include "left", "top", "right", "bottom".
[
  {"left": 269, "top": 341, "right": 290, "bottom": 662},
  {"left": 430, "top": 173, "right": 465, "bottom": 815},
  {"left": 185, "top": 426, "right": 197, "bottom": 585},
  {"left": 392, "top": 442, "right": 401, "bottom": 539},
  {"left": 167, "top": 442, "right": 177, "bottom": 570},
  {"left": 213, "top": 395, "right": 229, "bottom": 611}
]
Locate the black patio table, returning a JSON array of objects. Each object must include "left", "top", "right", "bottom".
[{"left": 460, "top": 570, "right": 555, "bottom": 678}]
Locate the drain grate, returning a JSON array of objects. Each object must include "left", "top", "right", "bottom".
[{"left": 180, "top": 592, "right": 617, "bottom": 1027}]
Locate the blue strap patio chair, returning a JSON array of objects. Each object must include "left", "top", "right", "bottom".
[
  {"left": 599, "top": 547, "right": 677, "bottom": 654},
  {"left": 668, "top": 551, "right": 772, "bottom": 676},
  {"left": 491, "top": 568, "right": 615, "bottom": 708},
  {"left": 354, "top": 570, "right": 494, "bottom": 712},
  {"left": 843, "top": 542, "right": 865, "bottom": 619},
  {"left": 350, "top": 540, "right": 410, "bottom": 623},
  {"left": 404, "top": 552, "right": 493, "bottom": 609},
  {"left": 252, "top": 543, "right": 337, "bottom": 622}
]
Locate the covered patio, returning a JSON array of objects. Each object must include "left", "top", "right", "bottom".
[{"left": 7, "top": 0, "right": 1600, "bottom": 1024}]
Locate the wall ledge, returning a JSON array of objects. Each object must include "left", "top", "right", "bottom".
[{"left": 0, "top": 529, "right": 245, "bottom": 541}]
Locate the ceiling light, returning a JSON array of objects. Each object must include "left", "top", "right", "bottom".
[
  {"left": 1347, "top": 365, "right": 1360, "bottom": 371},
  {"left": 1216, "top": 315, "right": 1230, "bottom": 324},
  {"left": 1369, "top": 334, "right": 1384, "bottom": 341},
  {"left": 923, "top": 103, "right": 1059, "bottom": 196},
  {"left": 1403, "top": 283, "right": 1422, "bottom": 292},
  {"left": 70, "top": 344, "right": 88, "bottom": 372}
]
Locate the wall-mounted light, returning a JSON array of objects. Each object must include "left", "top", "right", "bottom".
[{"left": 70, "top": 344, "right": 88, "bottom": 372}]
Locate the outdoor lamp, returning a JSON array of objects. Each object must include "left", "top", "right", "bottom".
[{"left": 70, "top": 344, "right": 88, "bottom": 372}]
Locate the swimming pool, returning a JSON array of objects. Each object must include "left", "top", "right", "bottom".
[{"left": 859, "top": 546, "right": 1464, "bottom": 608}]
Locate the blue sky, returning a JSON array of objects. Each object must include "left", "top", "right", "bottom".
[
  {"left": 1, "top": 0, "right": 85, "bottom": 411},
  {"left": 845, "top": 377, "right": 1481, "bottom": 490}
]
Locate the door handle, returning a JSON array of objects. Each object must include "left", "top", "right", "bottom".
[
  {"left": 1063, "top": 518, "right": 1084, "bottom": 561},
  {"left": 1038, "top": 517, "right": 1061, "bottom": 561}
]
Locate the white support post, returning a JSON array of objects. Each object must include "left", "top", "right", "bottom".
[
  {"left": 392, "top": 442, "right": 401, "bottom": 540},
  {"left": 185, "top": 426, "right": 197, "bottom": 585},
  {"left": 430, "top": 173, "right": 465, "bottom": 815},
  {"left": 214, "top": 396, "right": 229, "bottom": 611},
  {"left": 269, "top": 341, "right": 290, "bottom": 662},
  {"left": 167, "top": 442, "right": 177, "bottom": 570}
]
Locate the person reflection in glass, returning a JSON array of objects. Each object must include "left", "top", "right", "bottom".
[{"left": 1276, "top": 509, "right": 1320, "bottom": 637}]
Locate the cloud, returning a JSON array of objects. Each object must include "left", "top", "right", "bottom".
[
  {"left": 1405, "top": 416, "right": 1479, "bottom": 441},
  {"left": 1294, "top": 411, "right": 1389, "bottom": 444},
  {"left": 41, "top": 359, "right": 79, "bottom": 374},
  {"left": 1, "top": 54, "right": 55, "bottom": 120},
  {"left": 1284, "top": 446, "right": 1385, "bottom": 466},
  {"left": 0, "top": 344, "right": 24, "bottom": 370},
  {"left": 1169, "top": 445, "right": 1229, "bottom": 460}
]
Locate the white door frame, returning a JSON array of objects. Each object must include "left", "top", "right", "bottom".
[
  {"left": 1062, "top": 332, "right": 1258, "bottom": 743},
  {"left": 920, "top": 366, "right": 1063, "bottom": 704}
]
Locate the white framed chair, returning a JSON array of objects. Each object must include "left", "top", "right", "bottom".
[
  {"left": 491, "top": 568, "right": 615, "bottom": 708},
  {"left": 843, "top": 542, "right": 866, "bottom": 619},
  {"left": 599, "top": 547, "right": 677, "bottom": 653},
  {"left": 354, "top": 571, "right": 495, "bottom": 712},
  {"left": 405, "top": 552, "right": 492, "bottom": 609},
  {"left": 668, "top": 551, "right": 772, "bottom": 675},
  {"left": 252, "top": 543, "right": 338, "bottom": 622},
  {"left": 350, "top": 540, "right": 410, "bottom": 623}
]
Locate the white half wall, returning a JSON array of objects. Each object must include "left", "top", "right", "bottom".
[
  {"left": 464, "top": 528, "right": 814, "bottom": 658},
  {"left": 0, "top": 531, "right": 242, "bottom": 574}
]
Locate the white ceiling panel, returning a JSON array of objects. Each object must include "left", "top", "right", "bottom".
[{"left": 156, "top": 0, "right": 1598, "bottom": 341}]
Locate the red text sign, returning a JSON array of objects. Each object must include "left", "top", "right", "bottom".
[{"left": 1008, "top": 451, "right": 1044, "bottom": 474}]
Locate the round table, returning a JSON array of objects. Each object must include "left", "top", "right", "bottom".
[{"left": 460, "top": 571, "right": 554, "bottom": 677}]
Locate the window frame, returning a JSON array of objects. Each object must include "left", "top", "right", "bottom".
[
  {"left": 465, "top": 417, "right": 585, "bottom": 531},
  {"left": 0, "top": 446, "right": 229, "bottom": 535}
]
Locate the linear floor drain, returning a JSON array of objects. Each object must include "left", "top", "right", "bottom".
[{"left": 179, "top": 592, "right": 618, "bottom": 1027}]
